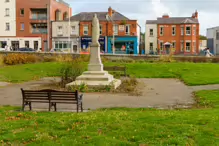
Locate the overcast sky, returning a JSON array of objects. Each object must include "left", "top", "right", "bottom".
[{"left": 66, "top": 0, "right": 219, "bottom": 35}]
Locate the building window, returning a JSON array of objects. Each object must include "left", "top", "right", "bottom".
[
  {"left": 5, "top": 23, "right": 10, "bottom": 31},
  {"left": 71, "top": 26, "right": 76, "bottom": 35},
  {"left": 25, "top": 41, "right": 29, "bottom": 48},
  {"left": 193, "top": 26, "right": 196, "bottom": 35},
  {"left": 172, "top": 26, "right": 176, "bottom": 36},
  {"left": 5, "top": 8, "right": 9, "bottom": 16},
  {"left": 172, "top": 42, "right": 176, "bottom": 48},
  {"left": 149, "top": 29, "right": 153, "bottom": 36},
  {"left": 113, "top": 24, "right": 118, "bottom": 35},
  {"left": 20, "top": 23, "right": 24, "bottom": 30},
  {"left": 181, "top": 27, "right": 184, "bottom": 36},
  {"left": 160, "top": 26, "right": 164, "bottom": 36},
  {"left": 83, "top": 25, "right": 88, "bottom": 35},
  {"left": 180, "top": 41, "right": 184, "bottom": 52},
  {"left": 160, "top": 42, "right": 163, "bottom": 51},
  {"left": 34, "top": 41, "right": 38, "bottom": 50},
  {"left": 125, "top": 25, "right": 130, "bottom": 35},
  {"left": 20, "top": 8, "right": 24, "bottom": 16},
  {"left": 216, "top": 31, "right": 219, "bottom": 40},
  {"left": 186, "top": 26, "right": 191, "bottom": 35},
  {"left": 100, "top": 25, "right": 102, "bottom": 35},
  {"left": 186, "top": 42, "right": 191, "bottom": 52},
  {"left": 149, "top": 42, "right": 153, "bottom": 51}
]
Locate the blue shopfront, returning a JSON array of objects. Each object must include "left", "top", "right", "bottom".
[
  {"left": 81, "top": 37, "right": 106, "bottom": 53},
  {"left": 107, "top": 36, "right": 138, "bottom": 54}
]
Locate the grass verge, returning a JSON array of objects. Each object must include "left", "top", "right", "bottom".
[{"left": 0, "top": 90, "right": 219, "bottom": 145}]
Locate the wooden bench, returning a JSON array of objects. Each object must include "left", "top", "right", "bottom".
[
  {"left": 21, "top": 88, "right": 83, "bottom": 112},
  {"left": 104, "top": 66, "right": 128, "bottom": 77}
]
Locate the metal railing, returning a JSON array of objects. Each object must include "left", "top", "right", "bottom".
[
  {"left": 32, "top": 29, "right": 47, "bottom": 34},
  {"left": 31, "top": 15, "right": 47, "bottom": 20}
]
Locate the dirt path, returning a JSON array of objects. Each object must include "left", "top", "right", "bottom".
[{"left": 0, "top": 78, "right": 219, "bottom": 111}]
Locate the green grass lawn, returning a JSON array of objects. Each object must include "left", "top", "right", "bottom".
[
  {"left": 0, "top": 90, "right": 219, "bottom": 145},
  {"left": 1, "top": 62, "right": 219, "bottom": 85}
]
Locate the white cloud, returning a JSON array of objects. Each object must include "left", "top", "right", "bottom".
[{"left": 66, "top": 0, "right": 219, "bottom": 35}]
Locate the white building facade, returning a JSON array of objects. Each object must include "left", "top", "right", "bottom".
[
  {"left": 52, "top": 21, "right": 80, "bottom": 53},
  {"left": 0, "top": 0, "right": 42, "bottom": 50},
  {"left": 207, "top": 26, "right": 219, "bottom": 55},
  {"left": 145, "top": 21, "right": 157, "bottom": 54}
]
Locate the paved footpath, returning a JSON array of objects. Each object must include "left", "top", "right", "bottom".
[{"left": 0, "top": 78, "right": 219, "bottom": 111}]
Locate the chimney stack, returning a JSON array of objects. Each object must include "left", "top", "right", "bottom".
[
  {"left": 108, "top": 6, "right": 113, "bottom": 17},
  {"left": 162, "top": 14, "right": 169, "bottom": 18},
  {"left": 194, "top": 10, "right": 198, "bottom": 19}
]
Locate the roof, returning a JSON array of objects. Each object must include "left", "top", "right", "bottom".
[
  {"left": 69, "top": 12, "right": 130, "bottom": 21},
  {"left": 146, "top": 17, "right": 199, "bottom": 24},
  {"left": 146, "top": 20, "right": 157, "bottom": 24}
]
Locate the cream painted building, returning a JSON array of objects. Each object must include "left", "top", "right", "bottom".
[
  {"left": 0, "top": 0, "right": 16, "bottom": 37},
  {"left": 52, "top": 21, "right": 80, "bottom": 53},
  {"left": 145, "top": 20, "right": 157, "bottom": 54},
  {"left": 0, "top": 0, "right": 42, "bottom": 50}
]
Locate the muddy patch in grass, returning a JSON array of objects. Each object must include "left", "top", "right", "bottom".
[{"left": 31, "top": 78, "right": 144, "bottom": 96}]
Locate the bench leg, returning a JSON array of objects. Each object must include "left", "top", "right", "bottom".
[
  {"left": 49, "top": 103, "right": 51, "bottom": 112},
  {"left": 22, "top": 102, "right": 25, "bottom": 111},
  {"left": 54, "top": 103, "right": 57, "bottom": 112},
  {"left": 81, "top": 102, "right": 83, "bottom": 112},
  {"left": 29, "top": 102, "right": 32, "bottom": 111}
]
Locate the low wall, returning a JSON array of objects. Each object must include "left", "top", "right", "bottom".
[{"left": 0, "top": 51, "right": 218, "bottom": 62}]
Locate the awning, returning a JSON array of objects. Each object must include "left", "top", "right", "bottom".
[{"left": 164, "top": 42, "right": 172, "bottom": 46}]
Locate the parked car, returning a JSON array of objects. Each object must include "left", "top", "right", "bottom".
[
  {"left": 0, "top": 48, "right": 5, "bottom": 51},
  {"left": 17, "top": 48, "right": 35, "bottom": 52}
]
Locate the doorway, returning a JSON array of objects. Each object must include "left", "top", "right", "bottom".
[{"left": 11, "top": 41, "right": 19, "bottom": 51}]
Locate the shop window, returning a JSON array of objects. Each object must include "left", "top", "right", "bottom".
[
  {"left": 25, "top": 41, "right": 29, "bottom": 48},
  {"left": 34, "top": 41, "right": 38, "bottom": 50},
  {"left": 0, "top": 41, "right": 7, "bottom": 48},
  {"left": 11, "top": 41, "right": 19, "bottom": 51}
]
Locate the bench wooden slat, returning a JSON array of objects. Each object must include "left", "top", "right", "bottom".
[
  {"left": 24, "top": 95, "right": 49, "bottom": 98},
  {"left": 24, "top": 98, "right": 49, "bottom": 100}
]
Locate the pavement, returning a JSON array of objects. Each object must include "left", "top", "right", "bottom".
[{"left": 0, "top": 77, "right": 219, "bottom": 111}]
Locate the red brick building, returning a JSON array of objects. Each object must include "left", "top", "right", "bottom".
[
  {"left": 70, "top": 7, "right": 140, "bottom": 54},
  {"left": 16, "top": 0, "right": 72, "bottom": 51},
  {"left": 146, "top": 11, "right": 199, "bottom": 55}
]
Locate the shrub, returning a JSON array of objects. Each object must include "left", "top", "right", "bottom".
[
  {"left": 0, "top": 54, "right": 4, "bottom": 66},
  {"left": 55, "top": 55, "right": 74, "bottom": 62},
  {"left": 60, "top": 62, "right": 85, "bottom": 87},
  {"left": 43, "top": 56, "right": 56, "bottom": 62},
  {"left": 3, "top": 54, "right": 40, "bottom": 65}
]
